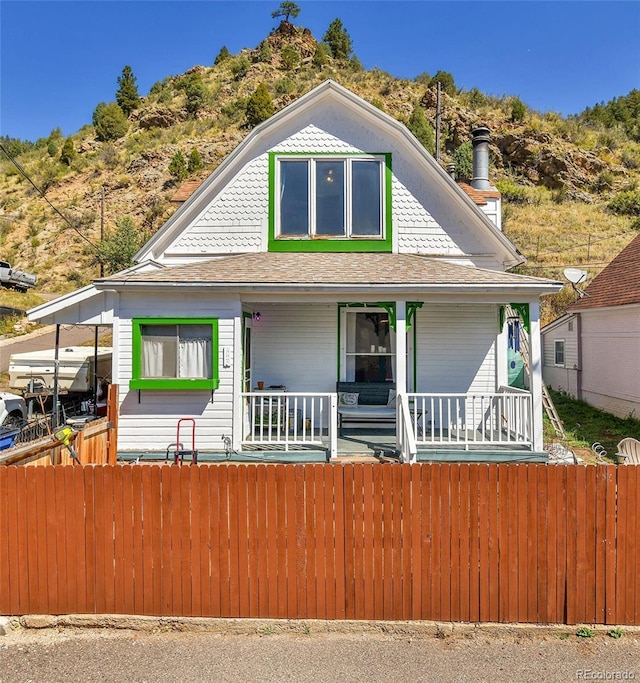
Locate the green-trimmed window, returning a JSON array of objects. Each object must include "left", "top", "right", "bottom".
[
  {"left": 269, "top": 153, "right": 392, "bottom": 251},
  {"left": 130, "top": 318, "right": 219, "bottom": 390}
]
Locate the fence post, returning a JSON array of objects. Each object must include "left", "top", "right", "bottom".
[{"left": 107, "top": 384, "right": 119, "bottom": 465}]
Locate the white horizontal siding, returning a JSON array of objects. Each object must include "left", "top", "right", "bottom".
[
  {"left": 114, "top": 292, "right": 240, "bottom": 453},
  {"left": 251, "top": 303, "right": 337, "bottom": 394},
  {"left": 580, "top": 308, "right": 640, "bottom": 418},
  {"left": 415, "top": 303, "right": 497, "bottom": 393}
]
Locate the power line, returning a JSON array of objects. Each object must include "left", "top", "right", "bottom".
[
  {"left": 0, "top": 142, "right": 99, "bottom": 251},
  {"left": 528, "top": 227, "right": 637, "bottom": 259}
]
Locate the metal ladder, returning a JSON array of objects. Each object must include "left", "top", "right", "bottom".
[{"left": 505, "top": 307, "right": 566, "bottom": 439}]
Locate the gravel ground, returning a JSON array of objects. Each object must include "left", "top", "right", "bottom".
[{"left": 1, "top": 621, "right": 638, "bottom": 683}]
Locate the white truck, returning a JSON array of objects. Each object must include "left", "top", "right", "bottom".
[
  {"left": 0, "top": 391, "right": 27, "bottom": 428},
  {"left": 0, "top": 260, "right": 37, "bottom": 292}
]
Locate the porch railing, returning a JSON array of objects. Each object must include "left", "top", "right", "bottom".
[
  {"left": 406, "top": 389, "right": 533, "bottom": 450},
  {"left": 397, "top": 394, "right": 418, "bottom": 464},
  {"left": 242, "top": 392, "right": 338, "bottom": 459}
]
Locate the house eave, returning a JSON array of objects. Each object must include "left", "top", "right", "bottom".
[{"left": 95, "top": 280, "right": 561, "bottom": 297}]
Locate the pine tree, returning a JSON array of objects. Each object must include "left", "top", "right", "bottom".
[
  {"left": 312, "top": 43, "right": 329, "bottom": 68},
  {"left": 115, "top": 65, "right": 141, "bottom": 116},
  {"left": 96, "top": 216, "right": 145, "bottom": 275},
  {"left": 214, "top": 46, "right": 231, "bottom": 65},
  {"left": 407, "top": 105, "right": 435, "bottom": 154},
  {"left": 271, "top": 2, "right": 300, "bottom": 22},
  {"left": 323, "top": 18, "right": 352, "bottom": 60},
  {"left": 59, "top": 137, "right": 76, "bottom": 166},
  {"left": 245, "top": 83, "right": 275, "bottom": 128},
  {"left": 187, "top": 148, "right": 203, "bottom": 174},
  {"left": 93, "top": 102, "right": 129, "bottom": 141},
  {"left": 168, "top": 150, "right": 188, "bottom": 182},
  {"left": 428, "top": 71, "right": 457, "bottom": 97}
]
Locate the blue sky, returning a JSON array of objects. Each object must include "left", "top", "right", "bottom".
[{"left": 1, "top": 0, "right": 639, "bottom": 142}]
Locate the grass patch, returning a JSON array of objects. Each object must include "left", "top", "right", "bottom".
[{"left": 545, "top": 388, "right": 640, "bottom": 458}]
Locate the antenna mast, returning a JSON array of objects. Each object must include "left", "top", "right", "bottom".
[{"left": 435, "top": 81, "right": 441, "bottom": 162}]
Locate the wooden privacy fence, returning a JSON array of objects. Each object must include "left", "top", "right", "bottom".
[{"left": 0, "top": 462, "right": 639, "bottom": 624}]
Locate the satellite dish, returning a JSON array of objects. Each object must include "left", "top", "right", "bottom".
[{"left": 563, "top": 268, "right": 587, "bottom": 285}]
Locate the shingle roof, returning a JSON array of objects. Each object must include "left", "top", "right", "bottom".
[
  {"left": 99, "top": 252, "right": 558, "bottom": 290},
  {"left": 457, "top": 181, "right": 501, "bottom": 206},
  {"left": 170, "top": 176, "right": 210, "bottom": 202},
  {"left": 569, "top": 233, "right": 640, "bottom": 310}
]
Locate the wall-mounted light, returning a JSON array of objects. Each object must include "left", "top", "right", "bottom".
[{"left": 252, "top": 311, "right": 261, "bottom": 321}]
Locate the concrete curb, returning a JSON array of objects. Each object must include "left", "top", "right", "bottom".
[{"left": 9, "top": 615, "right": 640, "bottom": 638}]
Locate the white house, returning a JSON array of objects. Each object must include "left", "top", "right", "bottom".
[
  {"left": 542, "top": 233, "right": 640, "bottom": 419},
  {"left": 29, "top": 81, "right": 561, "bottom": 462}
]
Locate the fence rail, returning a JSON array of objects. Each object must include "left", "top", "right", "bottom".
[{"left": 1, "top": 462, "right": 639, "bottom": 624}]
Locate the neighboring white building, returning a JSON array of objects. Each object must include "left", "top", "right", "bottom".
[
  {"left": 543, "top": 233, "right": 640, "bottom": 419},
  {"left": 29, "top": 81, "right": 561, "bottom": 462}
]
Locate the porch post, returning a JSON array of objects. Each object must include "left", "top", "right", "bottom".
[
  {"left": 529, "top": 300, "right": 544, "bottom": 451},
  {"left": 395, "top": 300, "right": 407, "bottom": 394},
  {"left": 232, "top": 313, "right": 244, "bottom": 452}
]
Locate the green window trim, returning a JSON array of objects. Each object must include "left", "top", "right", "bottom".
[
  {"left": 130, "top": 317, "right": 219, "bottom": 391},
  {"left": 268, "top": 152, "right": 393, "bottom": 252}
]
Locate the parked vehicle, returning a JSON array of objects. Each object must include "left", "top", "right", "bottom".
[
  {"left": 0, "top": 260, "right": 37, "bottom": 292},
  {"left": 9, "top": 346, "right": 112, "bottom": 394},
  {"left": 0, "top": 391, "right": 27, "bottom": 428}
]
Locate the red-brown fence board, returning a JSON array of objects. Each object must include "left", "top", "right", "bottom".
[{"left": 1, "top": 463, "right": 640, "bottom": 624}]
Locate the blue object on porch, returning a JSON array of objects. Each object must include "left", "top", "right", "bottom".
[
  {"left": 508, "top": 348, "right": 526, "bottom": 389},
  {"left": 0, "top": 428, "right": 20, "bottom": 451}
]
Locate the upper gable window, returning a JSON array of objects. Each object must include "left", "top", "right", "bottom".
[{"left": 276, "top": 156, "right": 386, "bottom": 239}]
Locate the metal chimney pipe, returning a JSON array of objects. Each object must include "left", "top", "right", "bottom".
[
  {"left": 446, "top": 162, "right": 456, "bottom": 180},
  {"left": 471, "top": 126, "right": 491, "bottom": 190}
]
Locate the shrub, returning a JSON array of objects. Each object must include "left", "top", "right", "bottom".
[
  {"left": 280, "top": 45, "right": 300, "bottom": 71},
  {"left": 245, "top": 83, "right": 274, "bottom": 128},
  {"left": 496, "top": 180, "right": 528, "bottom": 204},
  {"left": 181, "top": 73, "right": 207, "bottom": 117},
  {"left": 231, "top": 56, "right": 250, "bottom": 80},
  {"left": 168, "top": 150, "right": 188, "bottom": 182},
  {"left": 510, "top": 97, "right": 527, "bottom": 123},
  {"left": 256, "top": 41, "right": 272, "bottom": 63},
  {"left": 93, "top": 102, "right": 128, "bottom": 141},
  {"left": 59, "top": 137, "right": 76, "bottom": 166},
  {"left": 95, "top": 215, "right": 146, "bottom": 275},
  {"left": 187, "top": 148, "right": 203, "bottom": 174},
  {"left": 407, "top": 105, "right": 435, "bottom": 154},
  {"left": 428, "top": 70, "right": 457, "bottom": 96},
  {"left": 608, "top": 190, "right": 640, "bottom": 216},
  {"left": 593, "top": 170, "right": 614, "bottom": 193},
  {"left": 220, "top": 97, "right": 248, "bottom": 123},
  {"left": 312, "top": 43, "right": 329, "bottom": 68},
  {"left": 275, "top": 77, "right": 295, "bottom": 95},
  {"left": 453, "top": 141, "right": 473, "bottom": 179},
  {"left": 47, "top": 141, "right": 58, "bottom": 157}
]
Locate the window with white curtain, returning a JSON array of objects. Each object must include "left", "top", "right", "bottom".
[{"left": 131, "top": 318, "right": 219, "bottom": 390}]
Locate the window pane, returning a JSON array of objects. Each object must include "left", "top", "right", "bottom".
[
  {"left": 280, "top": 160, "right": 309, "bottom": 235},
  {"left": 178, "top": 325, "right": 212, "bottom": 378},
  {"left": 355, "top": 355, "right": 393, "bottom": 382},
  {"left": 351, "top": 312, "right": 390, "bottom": 353},
  {"left": 352, "top": 160, "right": 382, "bottom": 236},
  {"left": 316, "top": 160, "right": 345, "bottom": 235},
  {"left": 141, "top": 325, "right": 177, "bottom": 378}
]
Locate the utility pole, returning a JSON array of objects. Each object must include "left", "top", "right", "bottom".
[
  {"left": 100, "top": 186, "right": 105, "bottom": 277},
  {"left": 435, "top": 81, "right": 442, "bottom": 163}
]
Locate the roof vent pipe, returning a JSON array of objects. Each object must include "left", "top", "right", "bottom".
[
  {"left": 471, "top": 126, "right": 491, "bottom": 190},
  {"left": 446, "top": 162, "right": 456, "bottom": 180}
]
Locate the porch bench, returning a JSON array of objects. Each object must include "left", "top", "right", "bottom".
[{"left": 337, "top": 382, "right": 396, "bottom": 435}]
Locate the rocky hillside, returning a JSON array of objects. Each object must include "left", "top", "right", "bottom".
[{"left": 1, "top": 21, "right": 639, "bottom": 325}]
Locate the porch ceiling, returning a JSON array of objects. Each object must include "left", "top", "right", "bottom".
[{"left": 97, "top": 253, "right": 561, "bottom": 295}]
